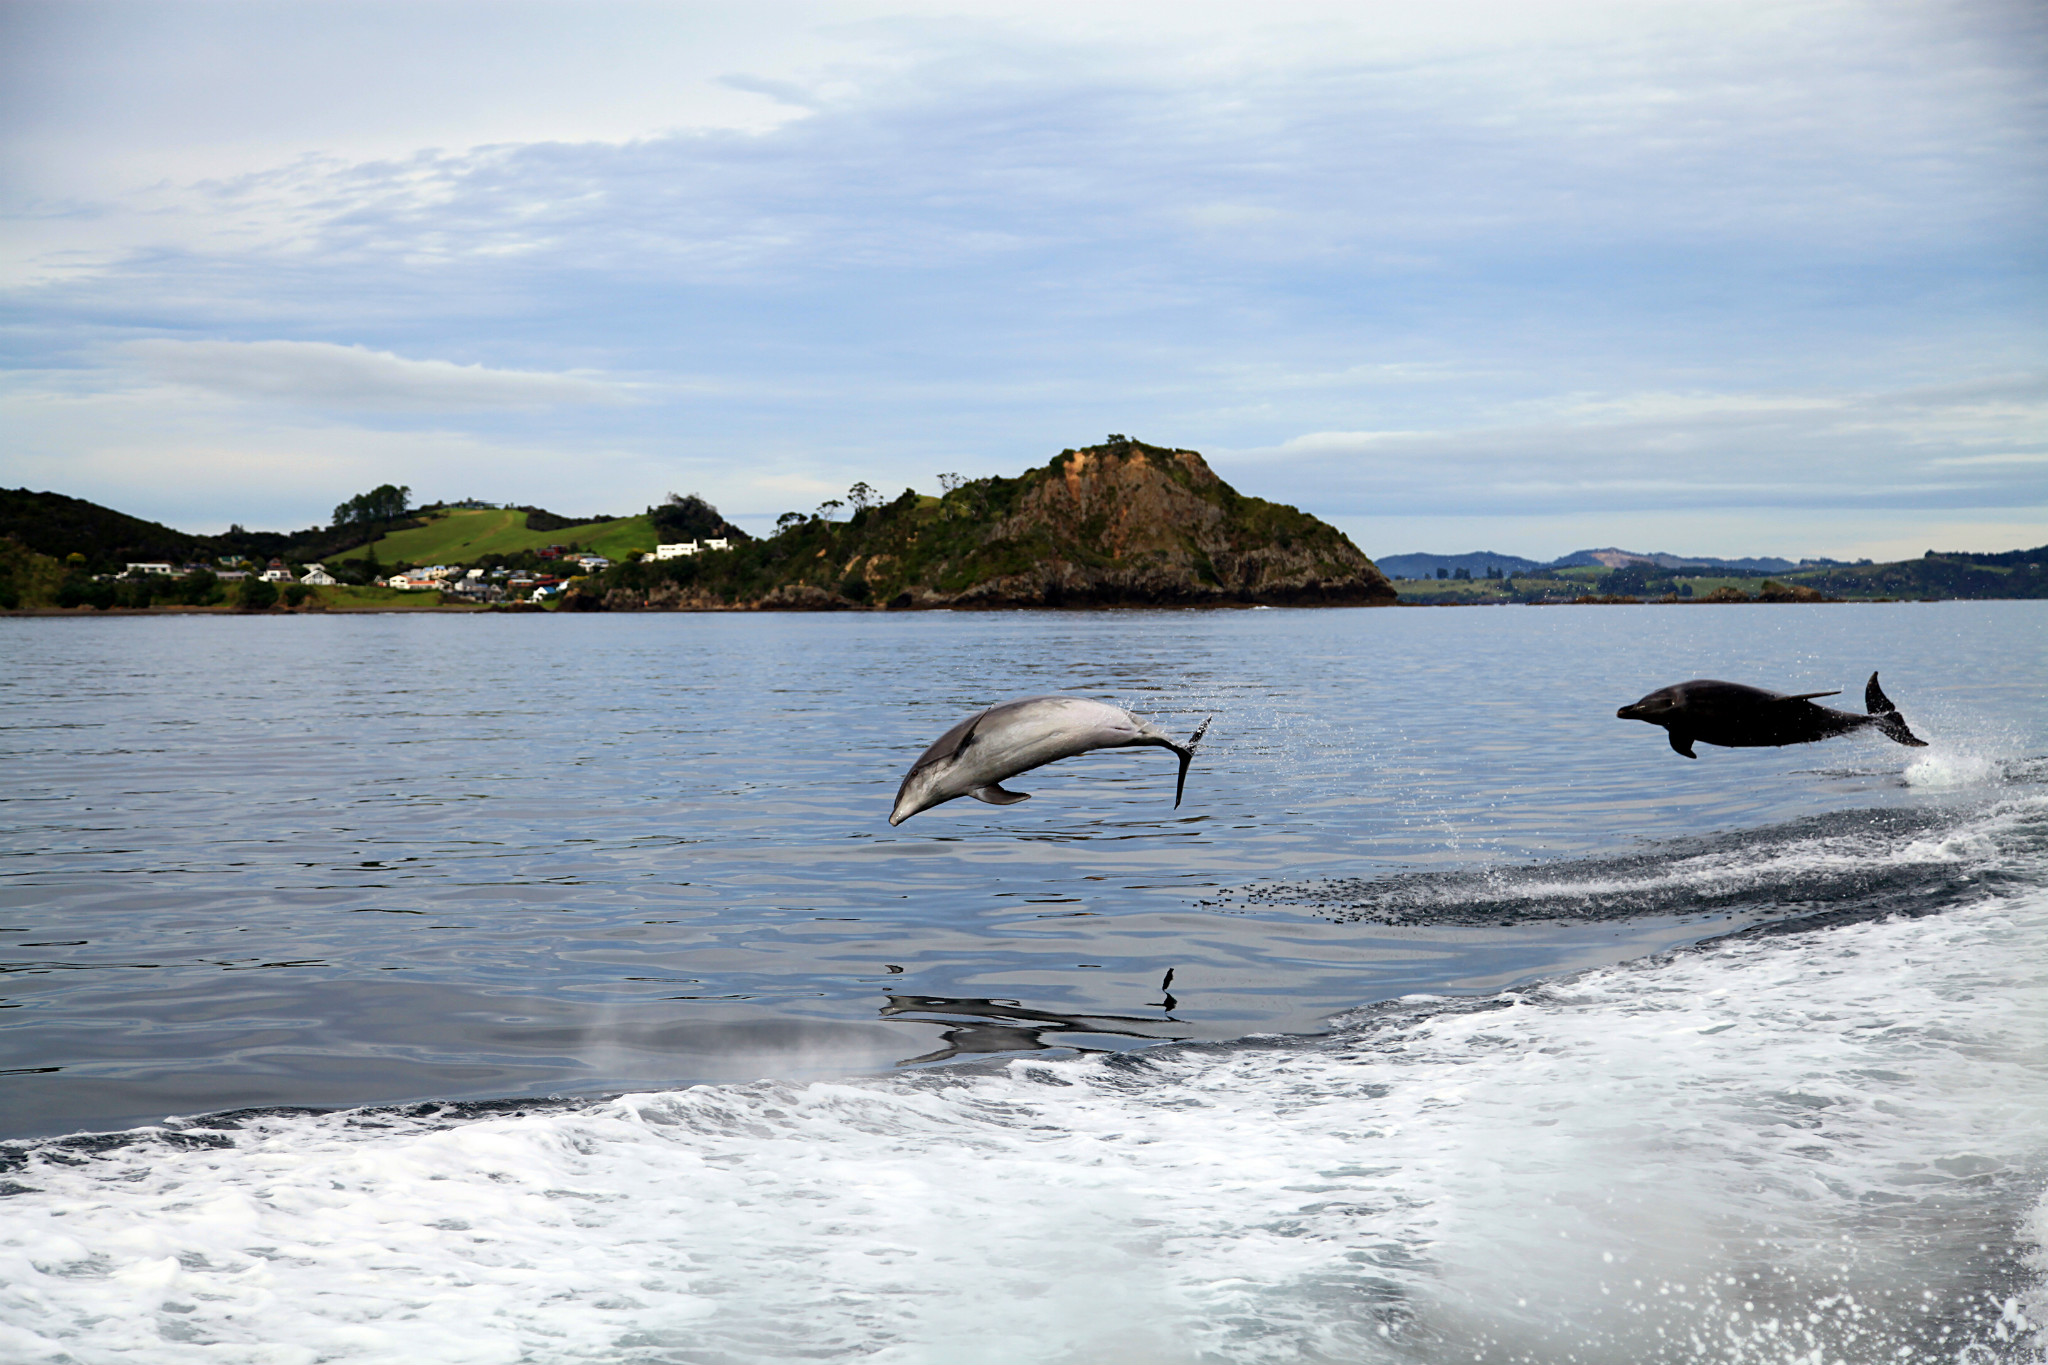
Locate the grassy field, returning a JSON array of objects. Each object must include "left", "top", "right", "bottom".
[{"left": 330, "top": 509, "right": 659, "bottom": 564}]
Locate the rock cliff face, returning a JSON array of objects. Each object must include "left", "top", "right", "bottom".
[{"left": 580, "top": 440, "right": 1395, "bottom": 611}]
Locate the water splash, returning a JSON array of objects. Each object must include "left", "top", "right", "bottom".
[{"left": 3, "top": 893, "right": 2043, "bottom": 1364}]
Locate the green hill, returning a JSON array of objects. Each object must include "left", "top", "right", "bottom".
[
  {"left": 574, "top": 439, "right": 1396, "bottom": 611},
  {"left": 1390, "top": 546, "right": 2048, "bottom": 603},
  {"left": 0, "top": 488, "right": 213, "bottom": 570},
  {"left": 331, "top": 508, "right": 661, "bottom": 564}
]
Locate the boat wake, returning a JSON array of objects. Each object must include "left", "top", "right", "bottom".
[
  {"left": 1234, "top": 791, "right": 2048, "bottom": 931},
  {"left": 4, "top": 822, "right": 2045, "bottom": 1361}
]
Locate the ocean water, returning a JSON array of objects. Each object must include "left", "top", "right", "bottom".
[{"left": 2, "top": 602, "right": 2044, "bottom": 1363}]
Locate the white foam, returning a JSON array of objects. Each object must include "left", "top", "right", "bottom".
[
  {"left": 1907, "top": 749, "right": 2003, "bottom": 789},
  {"left": 1285, "top": 794, "right": 2046, "bottom": 921},
  {"left": 4, "top": 895, "right": 2045, "bottom": 1364}
]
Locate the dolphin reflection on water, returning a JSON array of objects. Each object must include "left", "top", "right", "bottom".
[
  {"left": 878, "top": 994, "right": 1188, "bottom": 1066},
  {"left": 889, "top": 695, "right": 1212, "bottom": 826}
]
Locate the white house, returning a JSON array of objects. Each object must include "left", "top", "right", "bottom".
[
  {"left": 259, "top": 568, "right": 295, "bottom": 583},
  {"left": 124, "top": 562, "right": 175, "bottom": 577},
  {"left": 300, "top": 565, "right": 337, "bottom": 586},
  {"left": 703, "top": 538, "right": 730, "bottom": 551},
  {"left": 387, "top": 565, "right": 459, "bottom": 590},
  {"left": 653, "top": 542, "right": 699, "bottom": 559},
  {"left": 574, "top": 555, "right": 611, "bottom": 571}
]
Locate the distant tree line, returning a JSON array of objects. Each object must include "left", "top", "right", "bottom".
[
  {"left": 650, "top": 492, "right": 748, "bottom": 543},
  {"left": 332, "top": 484, "right": 412, "bottom": 528}
]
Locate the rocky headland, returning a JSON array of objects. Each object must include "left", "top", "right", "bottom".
[{"left": 579, "top": 440, "right": 1397, "bottom": 611}]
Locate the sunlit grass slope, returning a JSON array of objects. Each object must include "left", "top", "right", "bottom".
[{"left": 331, "top": 509, "right": 658, "bottom": 564}]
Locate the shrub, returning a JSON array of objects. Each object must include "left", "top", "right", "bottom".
[
  {"left": 236, "top": 578, "right": 279, "bottom": 611},
  {"left": 172, "top": 570, "right": 222, "bottom": 606},
  {"left": 58, "top": 575, "right": 115, "bottom": 610}
]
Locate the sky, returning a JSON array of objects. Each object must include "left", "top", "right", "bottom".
[{"left": 2, "top": 0, "right": 2044, "bottom": 560}]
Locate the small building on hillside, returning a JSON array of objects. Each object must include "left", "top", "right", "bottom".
[
  {"left": 446, "top": 572, "right": 503, "bottom": 602},
  {"left": 703, "top": 538, "right": 730, "bottom": 551},
  {"left": 124, "top": 562, "right": 175, "bottom": 577},
  {"left": 300, "top": 565, "right": 337, "bottom": 586},
  {"left": 654, "top": 542, "right": 699, "bottom": 559}
]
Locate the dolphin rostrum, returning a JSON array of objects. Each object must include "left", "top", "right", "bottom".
[
  {"left": 1617, "top": 671, "right": 1928, "bottom": 759},
  {"left": 890, "top": 696, "right": 1212, "bottom": 825}
]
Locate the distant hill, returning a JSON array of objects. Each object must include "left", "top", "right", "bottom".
[
  {"left": 1779, "top": 549, "right": 2047, "bottom": 601},
  {"left": 1390, "top": 543, "right": 2048, "bottom": 603},
  {"left": 0, "top": 489, "right": 213, "bottom": 569},
  {"left": 580, "top": 440, "right": 1396, "bottom": 610},
  {"left": 1383, "top": 546, "right": 1877, "bottom": 578},
  {"left": 329, "top": 507, "right": 660, "bottom": 565},
  {"left": 1546, "top": 547, "right": 1807, "bottom": 572},
  {"left": 1377, "top": 551, "right": 1544, "bottom": 579},
  {"left": 0, "top": 488, "right": 671, "bottom": 579},
  {"left": 0, "top": 487, "right": 402, "bottom": 571}
]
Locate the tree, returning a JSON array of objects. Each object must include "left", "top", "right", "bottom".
[
  {"left": 332, "top": 484, "right": 412, "bottom": 528},
  {"left": 816, "top": 499, "right": 844, "bottom": 521},
  {"left": 937, "top": 473, "right": 965, "bottom": 494},
  {"left": 776, "top": 512, "right": 807, "bottom": 531},
  {"left": 236, "top": 578, "right": 278, "bottom": 611},
  {"left": 650, "top": 492, "right": 743, "bottom": 542},
  {"left": 847, "top": 481, "right": 877, "bottom": 511},
  {"left": 172, "top": 569, "right": 220, "bottom": 606}
]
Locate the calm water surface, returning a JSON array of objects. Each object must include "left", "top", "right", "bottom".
[
  {"left": 2, "top": 603, "right": 2045, "bottom": 1364},
  {"left": 1, "top": 603, "right": 2041, "bottom": 1134}
]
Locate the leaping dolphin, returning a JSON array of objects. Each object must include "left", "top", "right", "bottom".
[
  {"left": 1617, "top": 672, "right": 1928, "bottom": 759},
  {"left": 890, "top": 696, "right": 1212, "bottom": 826}
]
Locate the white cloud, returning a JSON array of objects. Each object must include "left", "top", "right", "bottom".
[
  {"left": 3, "top": 0, "right": 2042, "bottom": 554},
  {"left": 1220, "top": 375, "right": 2048, "bottom": 517},
  {"left": 119, "top": 340, "right": 637, "bottom": 411}
]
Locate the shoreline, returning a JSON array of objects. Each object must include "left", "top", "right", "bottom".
[{"left": 0, "top": 597, "right": 1990, "bottom": 619}]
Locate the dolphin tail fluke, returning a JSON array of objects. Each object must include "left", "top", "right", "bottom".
[
  {"left": 1173, "top": 716, "right": 1213, "bottom": 808},
  {"left": 1864, "top": 672, "right": 1928, "bottom": 747}
]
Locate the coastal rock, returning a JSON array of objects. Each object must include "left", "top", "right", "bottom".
[{"left": 590, "top": 440, "right": 1395, "bottom": 611}]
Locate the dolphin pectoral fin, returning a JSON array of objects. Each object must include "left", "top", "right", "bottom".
[
  {"left": 1173, "top": 716, "right": 1213, "bottom": 808},
  {"left": 1668, "top": 731, "right": 1697, "bottom": 759},
  {"left": 968, "top": 784, "right": 1032, "bottom": 805},
  {"left": 1781, "top": 690, "right": 1842, "bottom": 702}
]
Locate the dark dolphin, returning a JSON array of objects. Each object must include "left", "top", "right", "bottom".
[
  {"left": 890, "top": 695, "right": 1211, "bottom": 825},
  {"left": 1618, "top": 672, "right": 1928, "bottom": 759}
]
